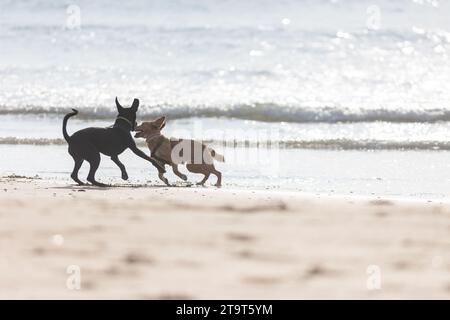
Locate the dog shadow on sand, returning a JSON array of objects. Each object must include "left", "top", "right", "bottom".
[{"left": 52, "top": 181, "right": 197, "bottom": 191}]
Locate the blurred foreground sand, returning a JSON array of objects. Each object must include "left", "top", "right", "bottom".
[{"left": 0, "top": 176, "right": 449, "bottom": 299}]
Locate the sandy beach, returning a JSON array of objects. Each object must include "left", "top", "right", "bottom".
[{"left": 0, "top": 175, "right": 449, "bottom": 299}]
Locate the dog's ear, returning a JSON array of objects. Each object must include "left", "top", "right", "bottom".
[
  {"left": 131, "top": 98, "right": 139, "bottom": 112},
  {"left": 158, "top": 116, "right": 166, "bottom": 129},
  {"left": 154, "top": 116, "right": 166, "bottom": 128},
  {"left": 115, "top": 97, "right": 124, "bottom": 112}
]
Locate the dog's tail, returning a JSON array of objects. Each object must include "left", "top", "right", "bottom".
[
  {"left": 209, "top": 148, "right": 225, "bottom": 162},
  {"left": 63, "top": 109, "right": 78, "bottom": 142}
]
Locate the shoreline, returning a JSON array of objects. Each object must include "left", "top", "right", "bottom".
[
  {"left": 1, "top": 176, "right": 449, "bottom": 299},
  {"left": 1, "top": 144, "right": 450, "bottom": 200},
  {"left": 1, "top": 173, "right": 449, "bottom": 203}
]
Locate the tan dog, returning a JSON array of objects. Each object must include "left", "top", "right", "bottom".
[{"left": 134, "top": 117, "right": 224, "bottom": 186}]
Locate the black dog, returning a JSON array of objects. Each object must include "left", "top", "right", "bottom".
[{"left": 62, "top": 97, "right": 165, "bottom": 187}]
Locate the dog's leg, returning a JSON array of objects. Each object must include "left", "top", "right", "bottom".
[
  {"left": 86, "top": 153, "right": 107, "bottom": 187},
  {"left": 211, "top": 167, "right": 222, "bottom": 187},
  {"left": 129, "top": 143, "right": 166, "bottom": 173},
  {"left": 158, "top": 172, "right": 170, "bottom": 186},
  {"left": 186, "top": 164, "right": 208, "bottom": 186},
  {"left": 196, "top": 173, "right": 210, "bottom": 186},
  {"left": 172, "top": 164, "right": 187, "bottom": 181},
  {"left": 71, "top": 157, "right": 85, "bottom": 185},
  {"left": 111, "top": 155, "right": 128, "bottom": 180}
]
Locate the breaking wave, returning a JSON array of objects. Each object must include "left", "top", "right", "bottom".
[
  {"left": 1, "top": 104, "right": 450, "bottom": 123},
  {"left": 1, "top": 137, "right": 448, "bottom": 151}
]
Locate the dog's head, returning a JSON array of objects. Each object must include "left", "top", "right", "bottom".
[
  {"left": 115, "top": 97, "right": 139, "bottom": 130},
  {"left": 134, "top": 116, "right": 166, "bottom": 138}
]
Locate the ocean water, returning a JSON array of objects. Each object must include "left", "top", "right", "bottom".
[{"left": 0, "top": 0, "right": 450, "bottom": 198}]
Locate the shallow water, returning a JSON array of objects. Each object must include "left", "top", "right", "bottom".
[{"left": 1, "top": 143, "right": 449, "bottom": 200}]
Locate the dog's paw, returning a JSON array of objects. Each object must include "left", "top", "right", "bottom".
[
  {"left": 158, "top": 173, "right": 170, "bottom": 186},
  {"left": 122, "top": 173, "right": 129, "bottom": 180},
  {"left": 180, "top": 174, "right": 188, "bottom": 181}
]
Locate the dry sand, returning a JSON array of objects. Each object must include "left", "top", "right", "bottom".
[{"left": 0, "top": 175, "right": 449, "bottom": 299}]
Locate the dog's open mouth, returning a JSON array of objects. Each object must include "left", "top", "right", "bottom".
[{"left": 134, "top": 130, "right": 143, "bottom": 138}]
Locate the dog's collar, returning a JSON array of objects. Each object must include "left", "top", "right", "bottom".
[{"left": 116, "top": 116, "right": 134, "bottom": 128}]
